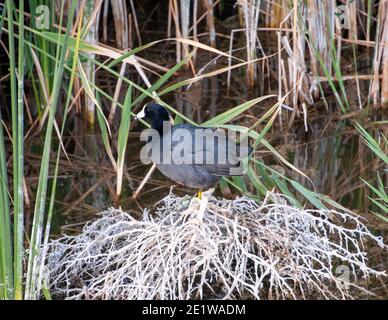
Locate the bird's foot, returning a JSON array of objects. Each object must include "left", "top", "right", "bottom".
[{"left": 195, "top": 188, "right": 215, "bottom": 225}]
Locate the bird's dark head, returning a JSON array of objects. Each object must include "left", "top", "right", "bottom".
[{"left": 135, "top": 103, "right": 172, "bottom": 134}]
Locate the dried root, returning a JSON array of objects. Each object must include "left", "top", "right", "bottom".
[{"left": 44, "top": 191, "right": 386, "bottom": 300}]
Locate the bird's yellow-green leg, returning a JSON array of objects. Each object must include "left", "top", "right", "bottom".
[{"left": 197, "top": 190, "right": 203, "bottom": 200}]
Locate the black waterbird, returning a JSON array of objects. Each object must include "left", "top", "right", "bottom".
[{"left": 135, "top": 103, "right": 253, "bottom": 198}]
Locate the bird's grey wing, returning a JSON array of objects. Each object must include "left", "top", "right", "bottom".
[
  {"left": 185, "top": 145, "right": 244, "bottom": 176},
  {"left": 175, "top": 127, "right": 248, "bottom": 176}
]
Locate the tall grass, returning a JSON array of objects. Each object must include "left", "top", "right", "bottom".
[
  {"left": 3, "top": 0, "right": 24, "bottom": 300},
  {"left": 0, "top": 0, "right": 78, "bottom": 300},
  {"left": 355, "top": 121, "right": 388, "bottom": 222}
]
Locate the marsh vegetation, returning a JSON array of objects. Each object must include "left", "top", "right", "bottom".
[{"left": 0, "top": 0, "right": 387, "bottom": 300}]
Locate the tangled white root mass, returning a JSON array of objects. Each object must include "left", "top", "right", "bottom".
[{"left": 44, "top": 190, "right": 386, "bottom": 300}]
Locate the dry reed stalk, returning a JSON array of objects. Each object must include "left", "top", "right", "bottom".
[
  {"left": 168, "top": 0, "right": 173, "bottom": 38},
  {"left": 348, "top": 0, "right": 363, "bottom": 109},
  {"left": 291, "top": 0, "right": 298, "bottom": 111},
  {"left": 91, "top": 0, "right": 132, "bottom": 126},
  {"left": 169, "top": 0, "right": 196, "bottom": 72},
  {"left": 180, "top": 0, "right": 191, "bottom": 58},
  {"left": 370, "top": 0, "right": 387, "bottom": 107},
  {"left": 128, "top": 13, "right": 133, "bottom": 48},
  {"left": 102, "top": 0, "right": 109, "bottom": 42},
  {"left": 226, "top": 29, "right": 242, "bottom": 94},
  {"left": 193, "top": 0, "right": 199, "bottom": 61},
  {"left": 108, "top": 63, "right": 127, "bottom": 125},
  {"left": 132, "top": 164, "right": 157, "bottom": 200},
  {"left": 381, "top": 1, "right": 388, "bottom": 106},
  {"left": 267, "top": 0, "right": 286, "bottom": 28},
  {"left": 171, "top": 0, "right": 182, "bottom": 63},
  {"left": 110, "top": 0, "right": 129, "bottom": 49},
  {"left": 128, "top": 0, "right": 141, "bottom": 46},
  {"left": 383, "top": 43, "right": 388, "bottom": 106},
  {"left": 277, "top": 10, "right": 293, "bottom": 107},
  {"left": 277, "top": 31, "right": 282, "bottom": 99},
  {"left": 236, "top": 0, "right": 262, "bottom": 89},
  {"left": 307, "top": 0, "right": 334, "bottom": 84},
  {"left": 78, "top": 0, "right": 103, "bottom": 125},
  {"left": 203, "top": 0, "right": 216, "bottom": 47},
  {"left": 348, "top": 0, "right": 358, "bottom": 41},
  {"left": 105, "top": 1, "right": 130, "bottom": 124},
  {"left": 312, "top": 1, "right": 337, "bottom": 107}
]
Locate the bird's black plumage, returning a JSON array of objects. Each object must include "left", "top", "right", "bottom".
[{"left": 136, "top": 103, "right": 253, "bottom": 189}]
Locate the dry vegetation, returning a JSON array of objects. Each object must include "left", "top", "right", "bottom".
[
  {"left": 44, "top": 191, "right": 386, "bottom": 300},
  {"left": 0, "top": 0, "right": 387, "bottom": 300}
]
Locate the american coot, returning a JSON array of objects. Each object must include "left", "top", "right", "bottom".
[{"left": 135, "top": 103, "right": 253, "bottom": 198}]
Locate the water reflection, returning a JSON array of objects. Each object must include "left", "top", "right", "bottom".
[{"left": 289, "top": 118, "right": 387, "bottom": 214}]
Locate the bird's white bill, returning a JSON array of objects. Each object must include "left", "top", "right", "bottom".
[{"left": 135, "top": 105, "right": 146, "bottom": 120}]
